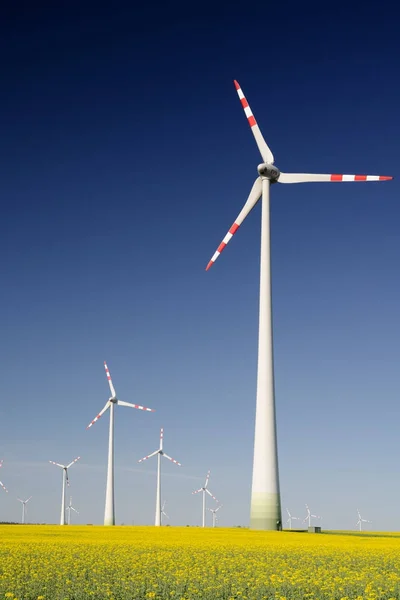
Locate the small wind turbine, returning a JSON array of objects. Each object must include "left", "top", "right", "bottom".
[
  {"left": 356, "top": 509, "right": 371, "bottom": 531},
  {"left": 66, "top": 496, "right": 79, "bottom": 525},
  {"left": 303, "top": 504, "right": 321, "bottom": 528},
  {"left": 138, "top": 428, "right": 181, "bottom": 526},
  {"left": 87, "top": 362, "right": 155, "bottom": 526},
  {"left": 17, "top": 496, "right": 32, "bottom": 524},
  {"left": 205, "top": 80, "right": 393, "bottom": 530},
  {"left": 0, "top": 460, "right": 8, "bottom": 493},
  {"left": 286, "top": 508, "right": 300, "bottom": 530},
  {"left": 161, "top": 501, "right": 169, "bottom": 524},
  {"left": 49, "top": 456, "right": 80, "bottom": 525},
  {"left": 192, "top": 471, "right": 219, "bottom": 527},
  {"left": 208, "top": 504, "right": 223, "bottom": 528}
]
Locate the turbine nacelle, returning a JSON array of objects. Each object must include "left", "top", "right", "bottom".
[
  {"left": 109, "top": 397, "right": 118, "bottom": 404},
  {"left": 257, "top": 163, "right": 280, "bottom": 182}
]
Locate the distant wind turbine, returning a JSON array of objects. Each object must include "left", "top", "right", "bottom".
[
  {"left": 356, "top": 509, "right": 371, "bottom": 531},
  {"left": 161, "top": 501, "right": 169, "bottom": 524},
  {"left": 49, "top": 456, "right": 80, "bottom": 525},
  {"left": 192, "top": 471, "right": 219, "bottom": 527},
  {"left": 17, "top": 496, "right": 32, "bottom": 524},
  {"left": 303, "top": 504, "right": 321, "bottom": 528},
  {"left": 66, "top": 496, "right": 79, "bottom": 525},
  {"left": 286, "top": 508, "right": 300, "bottom": 530},
  {"left": 138, "top": 428, "right": 181, "bottom": 526},
  {"left": 0, "top": 460, "right": 8, "bottom": 493},
  {"left": 87, "top": 362, "right": 155, "bottom": 526},
  {"left": 207, "top": 504, "right": 223, "bottom": 528}
]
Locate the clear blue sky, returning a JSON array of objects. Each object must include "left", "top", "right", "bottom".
[{"left": 0, "top": 1, "right": 398, "bottom": 529}]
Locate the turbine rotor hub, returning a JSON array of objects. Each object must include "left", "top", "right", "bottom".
[
  {"left": 110, "top": 397, "right": 118, "bottom": 403},
  {"left": 257, "top": 163, "right": 280, "bottom": 182}
]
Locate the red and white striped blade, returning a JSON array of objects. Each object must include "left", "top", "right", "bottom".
[
  {"left": 192, "top": 488, "right": 203, "bottom": 495},
  {"left": 104, "top": 362, "right": 116, "bottom": 398},
  {"left": 138, "top": 449, "right": 159, "bottom": 463},
  {"left": 206, "top": 177, "right": 262, "bottom": 271},
  {"left": 162, "top": 453, "right": 182, "bottom": 467},
  {"left": 204, "top": 470, "right": 210, "bottom": 488},
  {"left": 49, "top": 460, "right": 65, "bottom": 468},
  {"left": 278, "top": 172, "right": 393, "bottom": 184},
  {"left": 86, "top": 401, "right": 110, "bottom": 429},
  {"left": 205, "top": 488, "right": 218, "bottom": 502},
  {"left": 66, "top": 456, "right": 81, "bottom": 469},
  {"left": 0, "top": 480, "right": 8, "bottom": 492},
  {"left": 234, "top": 80, "right": 274, "bottom": 164},
  {"left": 117, "top": 400, "right": 155, "bottom": 412},
  {"left": 160, "top": 427, "right": 164, "bottom": 450}
]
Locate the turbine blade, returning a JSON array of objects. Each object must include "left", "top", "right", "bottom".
[
  {"left": 192, "top": 489, "right": 203, "bottom": 495},
  {"left": 162, "top": 453, "right": 182, "bottom": 467},
  {"left": 278, "top": 172, "right": 393, "bottom": 184},
  {"left": 234, "top": 80, "right": 274, "bottom": 164},
  {"left": 66, "top": 456, "right": 81, "bottom": 469},
  {"left": 204, "top": 470, "right": 210, "bottom": 488},
  {"left": 138, "top": 450, "right": 159, "bottom": 463},
  {"left": 104, "top": 361, "right": 116, "bottom": 398},
  {"left": 206, "top": 178, "right": 262, "bottom": 270},
  {"left": 117, "top": 400, "right": 155, "bottom": 412},
  {"left": 71, "top": 507, "right": 79, "bottom": 514},
  {"left": 49, "top": 461, "right": 65, "bottom": 468},
  {"left": 26, "top": 496, "right": 32, "bottom": 503},
  {"left": 160, "top": 427, "right": 164, "bottom": 450},
  {"left": 286, "top": 508, "right": 291, "bottom": 517},
  {"left": 0, "top": 481, "right": 8, "bottom": 492},
  {"left": 205, "top": 488, "right": 218, "bottom": 502},
  {"left": 86, "top": 401, "right": 110, "bottom": 429}
]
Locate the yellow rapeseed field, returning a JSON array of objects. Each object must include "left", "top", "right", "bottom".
[{"left": 1, "top": 525, "right": 400, "bottom": 599}]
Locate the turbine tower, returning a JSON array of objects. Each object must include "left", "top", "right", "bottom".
[
  {"left": 66, "top": 496, "right": 79, "bottom": 525},
  {"left": 17, "top": 496, "right": 32, "bottom": 524},
  {"left": 205, "top": 80, "right": 393, "bottom": 530},
  {"left": 87, "top": 362, "right": 155, "bottom": 526},
  {"left": 208, "top": 504, "right": 223, "bottom": 528},
  {"left": 356, "top": 509, "right": 371, "bottom": 531},
  {"left": 286, "top": 508, "right": 300, "bottom": 530},
  {"left": 49, "top": 456, "right": 80, "bottom": 525},
  {"left": 303, "top": 504, "right": 321, "bottom": 528},
  {"left": 192, "top": 471, "right": 219, "bottom": 527},
  {"left": 0, "top": 460, "right": 8, "bottom": 494},
  {"left": 138, "top": 428, "right": 181, "bottom": 526}
]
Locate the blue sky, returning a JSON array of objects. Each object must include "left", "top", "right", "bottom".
[{"left": 0, "top": 1, "right": 398, "bottom": 529}]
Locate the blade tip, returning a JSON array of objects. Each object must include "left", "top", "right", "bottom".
[
  {"left": 205, "top": 261, "right": 213, "bottom": 271},
  {"left": 233, "top": 80, "right": 240, "bottom": 90}
]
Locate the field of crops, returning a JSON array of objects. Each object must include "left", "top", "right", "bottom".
[{"left": 1, "top": 525, "right": 400, "bottom": 599}]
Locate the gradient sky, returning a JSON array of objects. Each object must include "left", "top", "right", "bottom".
[{"left": 0, "top": 2, "right": 399, "bottom": 529}]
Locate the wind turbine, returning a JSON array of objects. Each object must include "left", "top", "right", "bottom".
[
  {"left": 192, "top": 470, "right": 219, "bottom": 527},
  {"left": 138, "top": 428, "right": 181, "bottom": 526},
  {"left": 87, "top": 362, "right": 155, "bottom": 526},
  {"left": 303, "top": 504, "right": 321, "bottom": 528},
  {"left": 66, "top": 496, "right": 79, "bottom": 525},
  {"left": 205, "top": 80, "right": 393, "bottom": 531},
  {"left": 49, "top": 456, "right": 80, "bottom": 525},
  {"left": 286, "top": 508, "right": 300, "bottom": 530},
  {"left": 17, "top": 496, "right": 32, "bottom": 524},
  {"left": 356, "top": 509, "right": 371, "bottom": 531},
  {"left": 208, "top": 504, "right": 223, "bottom": 528},
  {"left": 161, "top": 500, "right": 169, "bottom": 524},
  {"left": 0, "top": 460, "right": 8, "bottom": 493}
]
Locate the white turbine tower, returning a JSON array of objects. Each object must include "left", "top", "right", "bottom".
[
  {"left": 87, "top": 362, "right": 155, "bottom": 526},
  {"left": 356, "top": 509, "right": 371, "bottom": 531},
  {"left": 286, "top": 508, "right": 300, "bottom": 530},
  {"left": 161, "top": 501, "right": 169, "bottom": 524},
  {"left": 192, "top": 471, "right": 219, "bottom": 528},
  {"left": 138, "top": 428, "right": 181, "bottom": 526},
  {"left": 208, "top": 504, "right": 223, "bottom": 528},
  {"left": 49, "top": 457, "right": 80, "bottom": 525},
  {"left": 66, "top": 496, "right": 79, "bottom": 525},
  {"left": 303, "top": 504, "right": 321, "bottom": 528},
  {"left": 0, "top": 460, "right": 8, "bottom": 494},
  {"left": 205, "top": 80, "right": 393, "bottom": 530},
  {"left": 17, "top": 496, "right": 32, "bottom": 524}
]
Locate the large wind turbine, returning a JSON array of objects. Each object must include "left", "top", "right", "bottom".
[
  {"left": 0, "top": 460, "right": 8, "bottom": 494},
  {"left": 17, "top": 496, "right": 32, "bottom": 524},
  {"left": 87, "top": 362, "right": 155, "bottom": 526},
  {"left": 192, "top": 470, "right": 219, "bottom": 527},
  {"left": 206, "top": 80, "right": 393, "bottom": 531},
  {"left": 138, "top": 428, "right": 181, "bottom": 526},
  {"left": 49, "top": 456, "right": 80, "bottom": 525}
]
